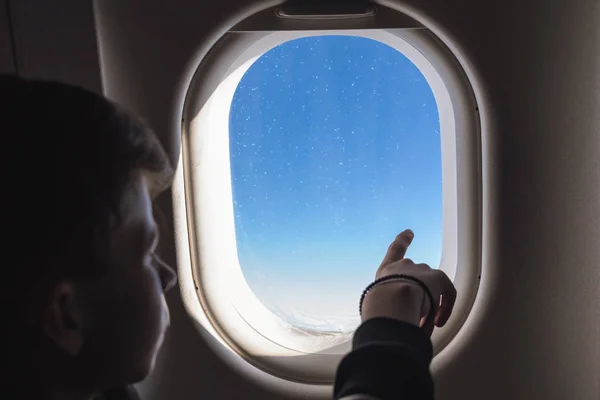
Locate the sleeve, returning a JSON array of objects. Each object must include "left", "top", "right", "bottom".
[{"left": 333, "top": 317, "right": 435, "bottom": 400}]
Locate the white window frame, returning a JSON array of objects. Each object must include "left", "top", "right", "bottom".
[{"left": 173, "top": 27, "right": 481, "bottom": 386}]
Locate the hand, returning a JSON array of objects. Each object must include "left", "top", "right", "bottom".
[{"left": 361, "top": 229, "right": 457, "bottom": 336}]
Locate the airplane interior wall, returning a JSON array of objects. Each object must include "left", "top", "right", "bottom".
[
  {"left": 2, "top": 0, "right": 599, "bottom": 399},
  {"left": 0, "top": 2, "right": 14, "bottom": 74}
]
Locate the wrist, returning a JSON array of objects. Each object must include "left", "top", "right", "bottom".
[{"left": 360, "top": 281, "right": 424, "bottom": 326}]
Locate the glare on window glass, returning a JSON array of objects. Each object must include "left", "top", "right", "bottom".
[{"left": 229, "top": 35, "right": 441, "bottom": 333}]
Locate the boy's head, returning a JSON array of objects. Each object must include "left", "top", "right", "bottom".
[{"left": 1, "top": 75, "right": 177, "bottom": 393}]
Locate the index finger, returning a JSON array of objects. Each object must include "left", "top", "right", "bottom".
[{"left": 379, "top": 229, "right": 414, "bottom": 269}]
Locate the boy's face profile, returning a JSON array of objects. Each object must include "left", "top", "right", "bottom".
[
  {"left": 40, "top": 173, "right": 177, "bottom": 388},
  {"left": 1, "top": 75, "right": 179, "bottom": 397}
]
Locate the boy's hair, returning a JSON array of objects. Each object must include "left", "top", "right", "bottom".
[{"left": 0, "top": 75, "right": 173, "bottom": 296}]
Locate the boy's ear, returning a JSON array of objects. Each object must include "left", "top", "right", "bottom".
[{"left": 43, "top": 282, "right": 84, "bottom": 356}]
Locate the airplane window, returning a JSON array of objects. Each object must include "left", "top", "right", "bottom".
[
  {"left": 229, "top": 36, "right": 442, "bottom": 333},
  {"left": 180, "top": 25, "right": 480, "bottom": 382}
]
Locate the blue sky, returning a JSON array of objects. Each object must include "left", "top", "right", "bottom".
[{"left": 229, "top": 35, "right": 441, "bottom": 331}]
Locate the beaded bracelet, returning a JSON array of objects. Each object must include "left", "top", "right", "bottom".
[{"left": 359, "top": 274, "right": 436, "bottom": 328}]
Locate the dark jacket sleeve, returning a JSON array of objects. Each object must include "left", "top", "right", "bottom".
[{"left": 333, "top": 317, "right": 435, "bottom": 400}]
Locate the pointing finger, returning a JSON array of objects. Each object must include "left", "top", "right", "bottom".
[{"left": 379, "top": 229, "right": 414, "bottom": 268}]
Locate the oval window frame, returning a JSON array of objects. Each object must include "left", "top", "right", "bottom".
[{"left": 174, "top": 27, "right": 481, "bottom": 385}]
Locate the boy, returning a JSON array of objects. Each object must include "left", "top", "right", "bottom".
[{"left": 1, "top": 75, "right": 177, "bottom": 399}]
